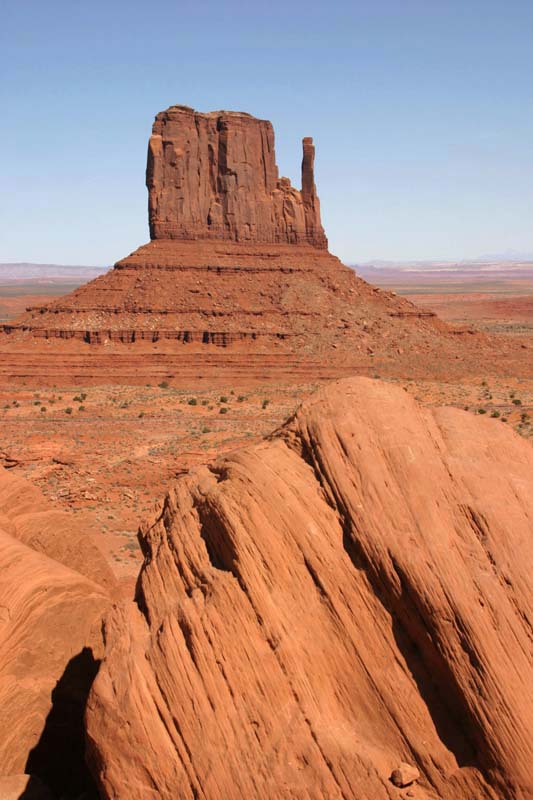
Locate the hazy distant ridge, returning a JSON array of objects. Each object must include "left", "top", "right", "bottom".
[{"left": 0, "top": 263, "right": 108, "bottom": 283}]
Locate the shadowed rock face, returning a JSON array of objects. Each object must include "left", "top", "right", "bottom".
[
  {"left": 0, "top": 466, "right": 113, "bottom": 797},
  {"left": 86, "top": 378, "right": 533, "bottom": 800},
  {"left": 147, "top": 105, "right": 327, "bottom": 247}
]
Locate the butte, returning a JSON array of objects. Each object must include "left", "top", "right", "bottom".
[{"left": 0, "top": 104, "right": 495, "bottom": 386}]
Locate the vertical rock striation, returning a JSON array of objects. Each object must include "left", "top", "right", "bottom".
[{"left": 146, "top": 105, "right": 327, "bottom": 247}]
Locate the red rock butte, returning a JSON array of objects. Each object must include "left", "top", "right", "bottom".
[
  {"left": 0, "top": 104, "right": 513, "bottom": 385},
  {"left": 147, "top": 105, "right": 327, "bottom": 247}
]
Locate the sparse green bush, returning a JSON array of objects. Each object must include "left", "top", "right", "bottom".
[
  {"left": 512, "top": 398, "right": 522, "bottom": 406},
  {"left": 78, "top": 405, "right": 86, "bottom": 412},
  {"left": 40, "top": 406, "right": 47, "bottom": 413},
  {"left": 219, "top": 407, "right": 228, "bottom": 414},
  {"left": 201, "top": 426, "right": 210, "bottom": 434},
  {"left": 65, "top": 407, "right": 73, "bottom": 415},
  {"left": 262, "top": 399, "right": 269, "bottom": 409},
  {"left": 158, "top": 381, "right": 169, "bottom": 389},
  {"left": 477, "top": 408, "right": 486, "bottom": 415},
  {"left": 237, "top": 395, "right": 246, "bottom": 402},
  {"left": 188, "top": 398, "right": 198, "bottom": 406},
  {"left": 491, "top": 410, "right": 500, "bottom": 418},
  {"left": 219, "top": 396, "right": 228, "bottom": 403}
]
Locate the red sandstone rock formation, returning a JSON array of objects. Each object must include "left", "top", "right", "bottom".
[
  {"left": 0, "top": 467, "right": 115, "bottom": 588},
  {"left": 0, "top": 466, "right": 113, "bottom": 797},
  {"left": 147, "top": 105, "right": 327, "bottom": 247},
  {"left": 86, "top": 378, "right": 533, "bottom": 799},
  {"left": 1, "top": 104, "right": 528, "bottom": 387}
]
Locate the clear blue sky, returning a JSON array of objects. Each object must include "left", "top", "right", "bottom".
[{"left": 2, "top": 0, "right": 533, "bottom": 265}]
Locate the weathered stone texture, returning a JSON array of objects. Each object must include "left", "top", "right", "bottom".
[{"left": 146, "top": 105, "right": 327, "bottom": 247}]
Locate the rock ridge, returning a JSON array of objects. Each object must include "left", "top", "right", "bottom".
[{"left": 86, "top": 378, "right": 533, "bottom": 799}]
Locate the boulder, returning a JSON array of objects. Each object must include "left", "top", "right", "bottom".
[{"left": 390, "top": 763, "right": 420, "bottom": 787}]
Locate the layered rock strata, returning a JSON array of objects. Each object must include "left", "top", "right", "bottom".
[
  {"left": 86, "top": 378, "right": 533, "bottom": 799},
  {"left": 0, "top": 105, "right": 479, "bottom": 386}
]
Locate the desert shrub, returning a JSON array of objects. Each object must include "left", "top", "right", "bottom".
[
  {"left": 201, "top": 399, "right": 208, "bottom": 406},
  {"left": 188, "top": 398, "right": 198, "bottom": 406},
  {"left": 491, "top": 410, "right": 500, "bottom": 418},
  {"left": 501, "top": 417, "right": 508, "bottom": 422},
  {"left": 219, "top": 407, "right": 228, "bottom": 414},
  {"left": 477, "top": 408, "right": 486, "bottom": 414},
  {"left": 40, "top": 406, "right": 47, "bottom": 413},
  {"left": 78, "top": 405, "right": 86, "bottom": 412},
  {"left": 219, "top": 396, "right": 228, "bottom": 403},
  {"left": 512, "top": 398, "right": 522, "bottom": 406},
  {"left": 158, "top": 381, "right": 169, "bottom": 389},
  {"left": 262, "top": 399, "right": 269, "bottom": 409},
  {"left": 237, "top": 395, "right": 246, "bottom": 402},
  {"left": 138, "top": 411, "right": 145, "bottom": 418},
  {"left": 201, "top": 426, "right": 210, "bottom": 434},
  {"left": 33, "top": 400, "right": 41, "bottom": 406},
  {"left": 65, "top": 407, "right": 73, "bottom": 415}
]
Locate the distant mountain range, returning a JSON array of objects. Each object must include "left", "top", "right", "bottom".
[
  {"left": 356, "top": 257, "right": 533, "bottom": 272},
  {"left": 0, "top": 263, "right": 108, "bottom": 283}
]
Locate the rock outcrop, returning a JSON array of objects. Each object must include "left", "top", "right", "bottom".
[
  {"left": 147, "top": 105, "right": 327, "bottom": 247},
  {"left": 0, "top": 467, "right": 115, "bottom": 589},
  {"left": 1, "top": 103, "right": 501, "bottom": 387},
  {"left": 0, "top": 466, "right": 113, "bottom": 797},
  {"left": 86, "top": 378, "right": 533, "bottom": 799}
]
